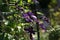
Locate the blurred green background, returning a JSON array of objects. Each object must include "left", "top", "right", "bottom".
[{"left": 0, "top": 0, "right": 60, "bottom": 40}]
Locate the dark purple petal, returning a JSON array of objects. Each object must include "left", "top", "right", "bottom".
[
  {"left": 22, "top": 13, "right": 33, "bottom": 22},
  {"left": 27, "top": 12, "right": 38, "bottom": 21},
  {"left": 27, "top": 12, "right": 34, "bottom": 16},
  {"left": 22, "top": 13, "right": 28, "bottom": 17},
  {"left": 22, "top": 13, "right": 29, "bottom": 20},
  {"left": 24, "top": 27, "right": 35, "bottom": 34},
  {"left": 39, "top": 23, "right": 46, "bottom": 30}
]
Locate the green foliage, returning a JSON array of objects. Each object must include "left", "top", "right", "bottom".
[
  {"left": 0, "top": 0, "right": 60, "bottom": 40},
  {"left": 49, "top": 29, "right": 60, "bottom": 40}
]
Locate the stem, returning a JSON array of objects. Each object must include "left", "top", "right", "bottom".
[
  {"left": 33, "top": 1, "right": 40, "bottom": 40},
  {"left": 36, "top": 22, "right": 40, "bottom": 40}
]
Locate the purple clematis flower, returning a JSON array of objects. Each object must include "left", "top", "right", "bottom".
[
  {"left": 39, "top": 16, "right": 50, "bottom": 30},
  {"left": 27, "top": 12, "right": 38, "bottom": 22},
  {"left": 39, "top": 23, "right": 46, "bottom": 30},
  {"left": 22, "top": 13, "right": 33, "bottom": 22},
  {"left": 23, "top": 11, "right": 38, "bottom": 22}
]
